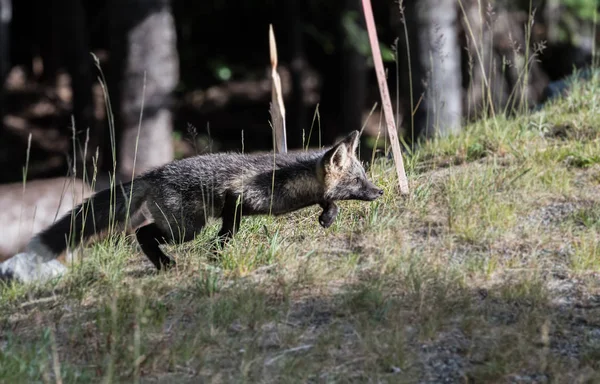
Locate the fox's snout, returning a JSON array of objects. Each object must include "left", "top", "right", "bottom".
[
  {"left": 356, "top": 179, "right": 384, "bottom": 201},
  {"left": 364, "top": 185, "right": 384, "bottom": 201}
]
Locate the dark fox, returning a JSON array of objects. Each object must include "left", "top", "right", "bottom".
[{"left": 25, "top": 130, "right": 383, "bottom": 270}]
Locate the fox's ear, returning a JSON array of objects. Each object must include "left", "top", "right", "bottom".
[
  {"left": 341, "top": 130, "right": 360, "bottom": 155},
  {"left": 324, "top": 142, "right": 348, "bottom": 171}
]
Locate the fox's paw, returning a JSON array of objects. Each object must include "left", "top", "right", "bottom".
[
  {"left": 319, "top": 203, "right": 339, "bottom": 228},
  {"left": 159, "top": 257, "right": 177, "bottom": 271}
]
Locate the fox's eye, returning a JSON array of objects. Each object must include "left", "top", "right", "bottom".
[{"left": 353, "top": 177, "right": 361, "bottom": 184}]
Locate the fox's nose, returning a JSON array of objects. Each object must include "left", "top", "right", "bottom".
[{"left": 377, "top": 189, "right": 384, "bottom": 196}]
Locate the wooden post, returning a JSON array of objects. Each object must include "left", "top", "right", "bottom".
[
  {"left": 269, "top": 24, "right": 287, "bottom": 153},
  {"left": 361, "top": 0, "right": 409, "bottom": 195}
]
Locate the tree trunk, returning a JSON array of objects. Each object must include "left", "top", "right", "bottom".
[
  {"left": 54, "top": 0, "right": 98, "bottom": 174},
  {"left": 0, "top": 0, "right": 11, "bottom": 120},
  {"left": 403, "top": 0, "right": 463, "bottom": 140},
  {"left": 339, "top": 0, "right": 367, "bottom": 144},
  {"left": 109, "top": 0, "right": 178, "bottom": 180},
  {"left": 283, "top": 0, "right": 307, "bottom": 149},
  {"left": 321, "top": 0, "right": 368, "bottom": 146},
  {"left": 459, "top": 0, "right": 549, "bottom": 118},
  {"left": 37, "top": 0, "right": 59, "bottom": 84}
]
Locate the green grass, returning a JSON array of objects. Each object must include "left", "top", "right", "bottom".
[{"left": 5, "top": 74, "right": 600, "bottom": 383}]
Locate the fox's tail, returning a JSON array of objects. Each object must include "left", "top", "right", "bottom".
[{"left": 26, "top": 181, "right": 147, "bottom": 263}]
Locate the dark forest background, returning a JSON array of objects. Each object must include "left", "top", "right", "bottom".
[{"left": 0, "top": 0, "right": 597, "bottom": 185}]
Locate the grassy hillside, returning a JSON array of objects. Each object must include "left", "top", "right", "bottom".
[{"left": 3, "top": 75, "right": 600, "bottom": 383}]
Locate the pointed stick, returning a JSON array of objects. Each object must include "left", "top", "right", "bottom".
[
  {"left": 269, "top": 24, "right": 287, "bottom": 153},
  {"left": 361, "top": 0, "right": 409, "bottom": 195}
]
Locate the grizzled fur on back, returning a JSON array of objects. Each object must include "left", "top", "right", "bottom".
[
  {"left": 20, "top": 130, "right": 383, "bottom": 272},
  {"left": 141, "top": 149, "right": 328, "bottom": 224}
]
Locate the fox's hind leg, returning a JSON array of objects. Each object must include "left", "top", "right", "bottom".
[
  {"left": 136, "top": 223, "right": 176, "bottom": 270},
  {"left": 215, "top": 191, "right": 243, "bottom": 249}
]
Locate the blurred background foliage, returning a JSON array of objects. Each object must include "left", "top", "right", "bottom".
[{"left": 0, "top": 0, "right": 598, "bottom": 184}]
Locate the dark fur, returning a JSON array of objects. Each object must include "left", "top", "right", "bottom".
[{"left": 29, "top": 131, "right": 383, "bottom": 270}]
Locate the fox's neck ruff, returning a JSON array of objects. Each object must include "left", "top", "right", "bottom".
[
  {"left": 281, "top": 165, "right": 324, "bottom": 201},
  {"left": 315, "top": 157, "right": 326, "bottom": 185},
  {"left": 244, "top": 153, "right": 326, "bottom": 215}
]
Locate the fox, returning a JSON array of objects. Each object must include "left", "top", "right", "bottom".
[{"left": 14, "top": 130, "right": 383, "bottom": 275}]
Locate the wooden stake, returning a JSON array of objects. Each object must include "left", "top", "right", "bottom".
[
  {"left": 361, "top": 0, "right": 409, "bottom": 195},
  {"left": 269, "top": 24, "right": 287, "bottom": 153}
]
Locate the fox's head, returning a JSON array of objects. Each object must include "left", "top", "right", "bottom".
[{"left": 320, "top": 131, "right": 384, "bottom": 202}]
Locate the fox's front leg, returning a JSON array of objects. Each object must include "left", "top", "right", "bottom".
[{"left": 319, "top": 201, "right": 339, "bottom": 228}]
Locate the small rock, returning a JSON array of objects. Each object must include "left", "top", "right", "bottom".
[
  {"left": 229, "top": 320, "right": 243, "bottom": 333},
  {"left": 509, "top": 373, "right": 549, "bottom": 383},
  {"left": 0, "top": 252, "right": 66, "bottom": 284},
  {"left": 258, "top": 323, "right": 281, "bottom": 349}
]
